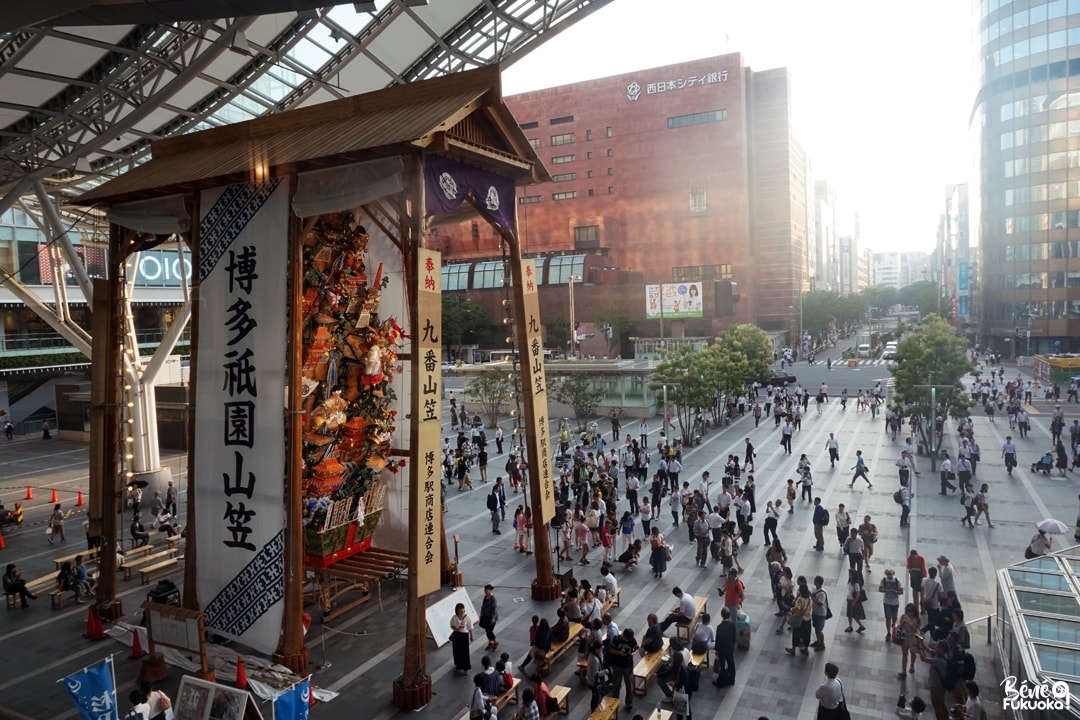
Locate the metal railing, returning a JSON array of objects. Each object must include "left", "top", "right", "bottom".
[{"left": 0, "top": 328, "right": 190, "bottom": 353}]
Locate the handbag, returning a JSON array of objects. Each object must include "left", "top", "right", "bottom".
[
  {"left": 836, "top": 680, "right": 852, "bottom": 720},
  {"left": 891, "top": 625, "right": 906, "bottom": 646},
  {"left": 787, "top": 614, "right": 804, "bottom": 630},
  {"left": 672, "top": 687, "right": 689, "bottom": 715},
  {"left": 858, "top": 588, "right": 868, "bottom": 603}
]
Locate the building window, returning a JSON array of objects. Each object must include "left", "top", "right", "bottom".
[
  {"left": 528, "top": 138, "right": 541, "bottom": 149},
  {"left": 551, "top": 173, "right": 576, "bottom": 182},
  {"left": 550, "top": 115, "right": 574, "bottom": 125},
  {"left": 690, "top": 188, "right": 707, "bottom": 215},
  {"left": 606, "top": 148, "right": 613, "bottom": 157},
  {"left": 551, "top": 132, "right": 575, "bottom": 146},
  {"left": 552, "top": 191, "right": 577, "bottom": 201},
  {"left": 473, "top": 261, "right": 505, "bottom": 289},
  {"left": 586, "top": 151, "right": 593, "bottom": 160},
  {"left": 667, "top": 109, "right": 728, "bottom": 129},
  {"left": 608, "top": 186, "right": 614, "bottom": 194},
  {"left": 672, "top": 265, "right": 731, "bottom": 281},
  {"left": 574, "top": 225, "right": 600, "bottom": 249},
  {"left": 471, "top": 221, "right": 479, "bottom": 238},
  {"left": 441, "top": 264, "right": 471, "bottom": 291},
  {"left": 551, "top": 154, "right": 575, "bottom": 164},
  {"left": 586, "top": 129, "right": 593, "bottom": 141},
  {"left": 519, "top": 121, "right": 539, "bottom": 130},
  {"left": 547, "top": 254, "right": 586, "bottom": 284},
  {"left": 519, "top": 195, "right": 541, "bottom": 205},
  {"left": 606, "top": 126, "right": 613, "bottom": 138},
  {"left": 588, "top": 189, "right": 595, "bottom": 197},
  {"left": 587, "top": 170, "right": 594, "bottom": 178},
  {"left": 607, "top": 167, "right": 614, "bottom": 176}
]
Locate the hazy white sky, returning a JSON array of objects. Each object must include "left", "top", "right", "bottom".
[{"left": 503, "top": 0, "right": 975, "bottom": 255}]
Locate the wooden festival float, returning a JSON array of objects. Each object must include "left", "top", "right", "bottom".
[{"left": 72, "top": 66, "right": 559, "bottom": 709}]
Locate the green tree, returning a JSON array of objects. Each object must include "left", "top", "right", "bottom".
[
  {"left": 711, "top": 323, "right": 773, "bottom": 395},
  {"left": 464, "top": 369, "right": 514, "bottom": 428},
  {"left": 550, "top": 374, "right": 607, "bottom": 430},
  {"left": 800, "top": 290, "right": 843, "bottom": 343},
  {"left": 651, "top": 345, "right": 718, "bottom": 444},
  {"left": 593, "top": 306, "right": 634, "bottom": 358},
  {"left": 858, "top": 285, "right": 899, "bottom": 318},
  {"left": 892, "top": 314, "right": 974, "bottom": 421},
  {"left": 442, "top": 295, "right": 489, "bottom": 361},
  {"left": 897, "top": 281, "right": 946, "bottom": 318},
  {"left": 545, "top": 313, "right": 571, "bottom": 355}
]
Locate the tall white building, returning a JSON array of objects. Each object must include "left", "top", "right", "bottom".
[
  {"left": 874, "top": 252, "right": 902, "bottom": 289},
  {"left": 813, "top": 180, "right": 839, "bottom": 292}
]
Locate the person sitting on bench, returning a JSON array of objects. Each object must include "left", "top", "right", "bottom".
[
  {"left": 154, "top": 510, "right": 178, "bottom": 537},
  {"left": 4, "top": 563, "right": 37, "bottom": 607},
  {"left": 659, "top": 586, "right": 697, "bottom": 632},
  {"left": 130, "top": 514, "right": 150, "bottom": 547}
]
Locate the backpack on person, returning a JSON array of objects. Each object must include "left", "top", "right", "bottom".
[
  {"left": 893, "top": 490, "right": 903, "bottom": 504},
  {"left": 820, "top": 509, "right": 830, "bottom": 526},
  {"left": 958, "top": 649, "right": 977, "bottom": 680}
]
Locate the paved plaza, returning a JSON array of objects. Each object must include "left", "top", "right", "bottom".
[{"left": 0, "top": 350, "right": 1071, "bottom": 719}]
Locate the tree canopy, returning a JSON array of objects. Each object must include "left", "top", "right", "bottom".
[
  {"left": 892, "top": 314, "right": 974, "bottom": 420},
  {"left": 651, "top": 345, "right": 718, "bottom": 444},
  {"left": 545, "top": 312, "right": 571, "bottom": 354},
  {"left": 550, "top": 374, "right": 607, "bottom": 429},
  {"left": 592, "top": 306, "right": 635, "bottom": 358},
  {"left": 897, "top": 281, "right": 947, "bottom": 318},
  {"left": 464, "top": 369, "right": 514, "bottom": 428},
  {"left": 441, "top": 295, "right": 489, "bottom": 360}
]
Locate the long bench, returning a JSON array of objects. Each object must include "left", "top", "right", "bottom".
[
  {"left": 587, "top": 696, "right": 619, "bottom": 720},
  {"left": 492, "top": 677, "right": 521, "bottom": 711},
  {"left": 123, "top": 548, "right": 178, "bottom": 581},
  {"left": 52, "top": 548, "right": 100, "bottom": 571},
  {"left": 600, "top": 588, "right": 622, "bottom": 616},
  {"left": 539, "top": 622, "right": 583, "bottom": 676},
  {"left": 129, "top": 525, "right": 182, "bottom": 549},
  {"left": 139, "top": 556, "right": 183, "bottom": 585},
  {"left": 542, "top": 685, "right": 571, "bottom": 718},
  {"left": 674, "top": 596, "right": 708, "bottom": 644},
  {"left": 633, "top": 638, "right": 669, "bottom": 696}
]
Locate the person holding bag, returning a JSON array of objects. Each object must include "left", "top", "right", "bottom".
[
  {"left": 815, "top": 662, "right": 850, "bottom": 720},
  {"left": 469, "top": 673, "right": 497, "bottom": 720},
  {"left": 784, "top": 586, "right": 813, "bottom": 655}
]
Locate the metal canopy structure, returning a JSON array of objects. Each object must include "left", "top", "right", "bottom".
[{"left": 0, "top": 0, "right": 611, "bottom": 221}]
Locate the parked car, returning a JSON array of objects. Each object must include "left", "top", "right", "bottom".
[
  {"left": 882, "top": 342, "right": 898, "bottom": 360},
  {"left": 856, "top": 343, "right": 872, "bottom": 358},
  {"left": 764, "top": 371, "right": 797, "bottom": 386}
]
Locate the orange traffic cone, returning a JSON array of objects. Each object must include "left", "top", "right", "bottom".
[
  {"left": 49, "top": 488, "right": 58, "bottom": 503},
  {"left": 308, "top": 681, "right": 318, "bottom": 709},
  {"left": 0, "top": 528, "right": 6, "bottom": 549},
  {"left": 24, "top": 485, "right": 32, "bottom": 500},
  {"left": 76, "top": 491, "right": 84, "bottom": 507},
  {"left": 84, "top": 608, "right": 105, "bottom": 641},
  {"left": 129, "top": 627, "right": 146, "bottom": 659},
  {"left": 235, "top": 656, "right": 248, "bottom": 689}
]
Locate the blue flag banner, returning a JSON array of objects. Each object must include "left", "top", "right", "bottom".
[
  {"left": 62, "top": 657, "right": 118, "bottom": 720},
  {"left": 273, "top": 676, "right": 310, "bottom": 720}
]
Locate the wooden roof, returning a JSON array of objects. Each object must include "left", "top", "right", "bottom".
[{"left": 73, "top": 65, "right": 547, "bottom": 206}]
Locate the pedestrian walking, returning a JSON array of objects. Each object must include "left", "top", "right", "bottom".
[
  {"left": 48, "top": 503, "right": 66, "bottom": 544},
  {"left": 844, "top": 569, "right": 867, "bottom": 634},
  {"left": 974, "top": 483, "right": 994, "bottom": 527},
  {"left": 825, "top": 433, "right": 839, "bottom": 468},
  {"left": 878, "top": 568, "right": 904, "bottom": 641},
  {"left": 898, "top": 479, "right": 913, "bottom": 528},
  {"left": 450, "top": 602, "right": 474, "bottom": 674},
  {"left": 849, "top": 450, "right": 871, "bottom": 488},
  {"left": 763, "top": 500, "right": 781, "bottom": 546},
  {"left": 479, "top": 584, "right": 500, "bottom": 651},
  {"left": 858, "top": 515, "right": 878, "bottom": 570}
]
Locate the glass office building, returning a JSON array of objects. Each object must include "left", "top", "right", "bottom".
[{"left": 975, "top": 0, "right": 1080, "bottom": 356}]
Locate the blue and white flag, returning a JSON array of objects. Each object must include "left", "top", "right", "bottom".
[
  {"left": 273, "top": 676, "right": 310, "bottom": 720},
  {"left": 62, "top": 657, "right": 118, "bottom": 720}
]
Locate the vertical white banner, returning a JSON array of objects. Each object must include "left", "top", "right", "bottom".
[{"left": 194, "top": 180, "right": 287, "bottom": 654}]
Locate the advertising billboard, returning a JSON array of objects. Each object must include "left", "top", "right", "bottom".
[{"left": 645, "top": 282, "right": 703, "bottom": 319}]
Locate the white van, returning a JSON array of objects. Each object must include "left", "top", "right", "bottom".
[
  {"left": 857, "top": 343, "right": 872, "bottom": 358},
  {"left": 882, "top": 342, "right": 898, "bottom": 359}
]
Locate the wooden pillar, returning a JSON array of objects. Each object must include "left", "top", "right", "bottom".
[
  {"left": 394, "top": 153, "right": 433, "bottom": 710},
  {"left": 274, "top": 179, "right": 310, "bottom": 674},
  {"left": 89, "top": 225, "right": 123, "bottom": 618},
  {"left": 502, "top": 229, "right": 559, "bottom": 601}
]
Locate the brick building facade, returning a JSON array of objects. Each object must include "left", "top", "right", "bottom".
[{"left": 433, "top": 53, "right": 807, "bottom": 351}]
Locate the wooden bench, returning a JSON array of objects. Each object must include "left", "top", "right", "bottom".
[
  {"left": 50, "top": 582, "right": 89, "bottom": 610},
  {"left": 542, "top": 685, "right": 571, "bottom": 718},
  {"left": 129, "top": 525, "right": 182, "bottom": 549},
  {"left": 492, "top": 677, "right": 521, "bottom": 711},
  {"left": 674, "top": 596, "right": 708, "bottom": 643},
  {"left": 600, "top": 588, "right": 622, "bottom": 616},
  {"left": 587, "top": 696, "right": 619, "bottom": 720},
  {"left": 123, "top": 549, "right": 178, "bottom": 580},
  {"left": 5, "top": 573, "right": 54, "bottom": 608},
  {"left": 633, "top": 638, "right": 669, "bottom": 696},
  {"left": 120, "top": 544, "right": 156, "bottom": 564},
  {"left": 691, "top": 649, "right": 710, "bottom": 670},
  {"left": 138, "top": 557, "right": 183, "bottom": 585},
  {"left": 576, "top": 657, "right": 588, "bottom": 683},
  {"left": 53, "top": 548, "right": 100, "bottom": 571},
  {"left": 539, "top": 622, "right": 583, "bottom": 676}
]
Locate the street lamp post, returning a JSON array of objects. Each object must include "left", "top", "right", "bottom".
[{"left": 568, "top": 274, "right": 582, "bottom": 359}]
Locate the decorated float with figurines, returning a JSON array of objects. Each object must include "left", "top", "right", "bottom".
[{"left": 299, "top": 211, "right": 406, "bottom": 568}]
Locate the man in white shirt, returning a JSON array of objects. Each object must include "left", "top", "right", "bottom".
[
  {"left": 698, "top": 472, "right": 711, "bottom": 512},
  {"left": 896, "top": 451, "right": 912, "bottom": 484},
  {"left": 936, "top": 556, "right": 955, "bottom": 596},
  {"left": 815, "top": 663, "right": 843, "bottom": 714},
  {"left": 902, "top": 437, "right": 920, "bottom": 475},
  {"left": 939, "top": 453, "right": 956, "bottom": 494},
  {"left": 659, "top": 587, "right": 698, "bottom": 631},
  {"left": 825, "top": 433, "right": 840, "bottom": 468},
  {"left": 714, "top": 483, "right": 732, "bottom": 515},
  {"left": 1002, "top": 436, "right": 1017, "bottom": 476},
  {"left": 834, "top": 503, "right": 851, "bottom": 550}
]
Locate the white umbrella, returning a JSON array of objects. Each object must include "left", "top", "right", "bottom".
[{"left": 1037, "top": 518, "right": 1070, "bottom": 534}]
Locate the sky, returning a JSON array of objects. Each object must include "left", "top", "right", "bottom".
[{"left": 502, "top": 0, "right": 975, "bottom": 255}]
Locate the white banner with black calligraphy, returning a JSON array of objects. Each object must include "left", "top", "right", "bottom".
[{"left": 194, "top": 180, "right": 287, "bottom": 654}]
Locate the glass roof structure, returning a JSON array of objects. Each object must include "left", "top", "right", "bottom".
[
  {"left": 997, "top": 545, "right": 1080, "bottom": 717},
  {"left": 0, "top": 0, "right": 612, "bottom": 232}
]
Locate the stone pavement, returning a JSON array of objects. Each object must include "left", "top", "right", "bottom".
[{"left": 0, "top": 355, "right": 1073, "bottom": 719}]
